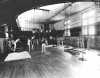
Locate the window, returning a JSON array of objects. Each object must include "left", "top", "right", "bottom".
[
  {"left": 64, "top": 20, "right": 71, "bottom": 36},
  {"left": 82, "top": 10, "right": 96, "bottom": 35}
]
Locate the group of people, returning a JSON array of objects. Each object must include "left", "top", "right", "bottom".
[
  {"left": 27, "top": 36, "right": 39, "bottom": 52},
  {"left": 5, "top": 30, "right": 59, "bottom": 54},
  {"left": 27, "top": 35, "right": 58, "bottom": 54},
  {"left": 6, "top": 36, "right": 65, "bottom": 55},
  {"left": 7, "top": 38, "right": 22, "bottom": 52}
]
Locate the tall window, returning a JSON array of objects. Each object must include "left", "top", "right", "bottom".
[
  {"left": 82, "top": 10, "right": 96, "bottom": 35},
  {"left": 64, "top": 20, "right": 71, "bottom": 36}
]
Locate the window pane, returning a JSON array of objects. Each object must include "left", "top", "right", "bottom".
[
  {"left": 83, "top": 19, "right": 88, "bottom": 26},
  {"left": 88, "top": 10, "right": 95, "bottom": 18},
  {"left": 82, "top": 10, "right": 95, "bottom": 26},
  {"left": 88, "top": 18, "right": 95, "bottom": 25},
  {"left": 89, "top": 26, "right": 95, "bottom": 35},
  {"left": 82, "top": 12, "right": 88, "bottom": 19},
  {"left": 82, "top": 26, "right": 88, "bottom": 35}
]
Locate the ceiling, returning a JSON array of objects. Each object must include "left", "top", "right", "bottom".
[
  {"left": 65, "top": 2, "right": 95, "bottom": 15},
  {"left": 0, "top": 0, "right": 94, "bottom": 25}
]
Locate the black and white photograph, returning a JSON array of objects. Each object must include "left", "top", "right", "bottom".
[{"left": 0, "top": 0, "right": 99, "bottom": 78}]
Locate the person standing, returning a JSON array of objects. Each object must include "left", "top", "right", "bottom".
[
  {"left": 13, "top": 38, "right": 20, "bottom": 52},
  {"left": 41, "top": 39, "right": 48, "bottom": 54},
  {"left": 27, "top": 38, "right": 31, "bottom": 53},
  {"left": 31, "top": 36, "right": 35, "bottom": 50}
]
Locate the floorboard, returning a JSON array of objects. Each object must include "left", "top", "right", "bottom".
[{"left": 0, "top": 47, "right": 81, "bottom": 78}]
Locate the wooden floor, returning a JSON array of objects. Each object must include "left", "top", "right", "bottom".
[{"left": 0, "top": 47, "right": 81, "bottom": 78}]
